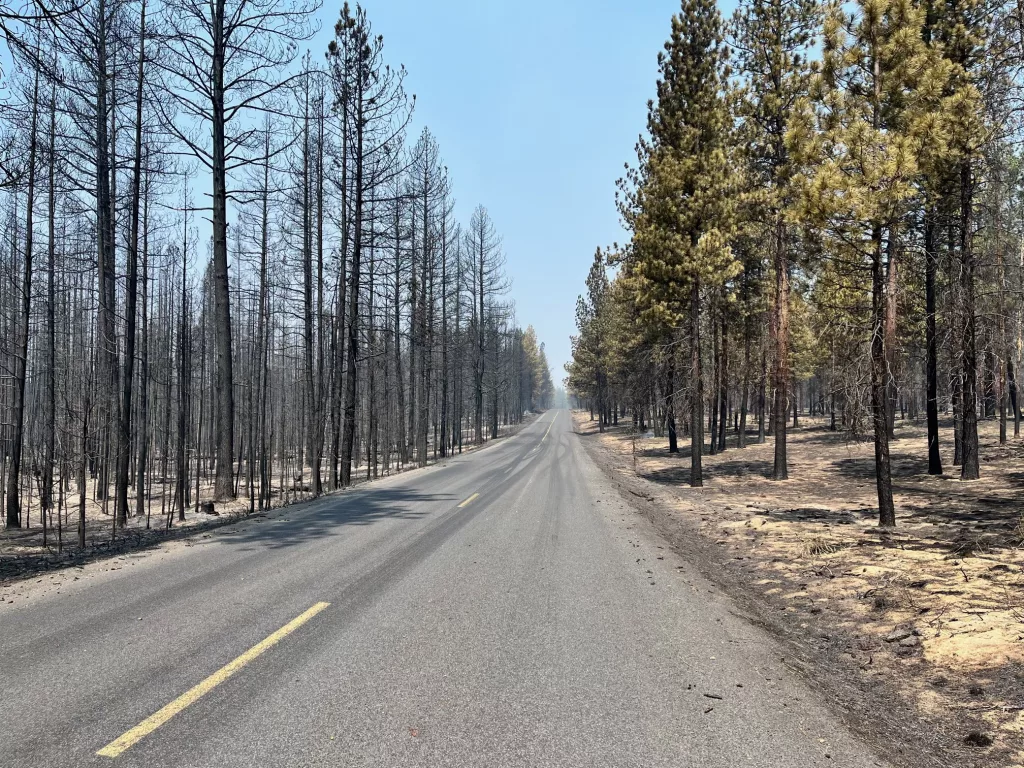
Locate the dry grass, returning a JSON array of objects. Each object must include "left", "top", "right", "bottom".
[{"left": 574, "top": 410, "right": 1024, "bottom": 763}]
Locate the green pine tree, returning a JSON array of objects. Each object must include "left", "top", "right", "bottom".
[
  {"left": 567, "top": 250, "right": 613, "bottom": 429},
  {"left": 619, "top": 0, "right": 738, "bottom": 487},
  {"left": 933, "top": 0, "right": 988, "bottom": 481},
  {"left": 730, "top": 0, "right": 818, "bottom": 480},
  {"left": 788, "top": 0, "right": 953, "bottom": 526}
]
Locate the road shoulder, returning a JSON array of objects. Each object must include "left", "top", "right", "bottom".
[{"left": 570, "top": 411, "right": 1017, "bottom": 768}]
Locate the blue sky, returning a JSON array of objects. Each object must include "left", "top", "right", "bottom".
[{"left": 305, "top": 0, "right": 695, "bottom": 385}]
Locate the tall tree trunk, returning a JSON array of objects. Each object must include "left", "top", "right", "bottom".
[
  {"left": 418, "top": 168, "right": 430, "bottom": 466},
  {"left": 4, "top": 67, "right": 39, "bottom": 529},
  {"left": 739, "top": 307, "right": 750, "bottom": 449},
  {"left": 136, "top": 169, "right": 151, "bottom": 517},
  {"left": 300, "top": 81, "right": 320, "bottom": 496},
  {"left": 718, "top": 288, "right": 728, "bottom": 453},
  {"left": 871, "top": 225, "right": 896, "bottom": 527},
  {"left": 42, "top": 79, "right": 57, "bottom": 528},
  {"left": 710, "top": 299, "right": 719, "bottom": 455},
  {"left": 1008, "top": 357, "right": 1020, "bottom": 438},
  {"left": 489, "top": 324, "right": 499, "bottom": 440},
  {"left": 79, "top": 345, "right": 91, "bottom": 548},
  {"left": 340, "top": 91, "right": 364, "bottom": 486},
  {"left": 690, "top": 280, "right": 703, "bottom": 487},
  {"left": 884, "top": 232, "right": 898, "bottom": 439},
  {"left": 175, "top": 226, "right": 191, "bottom": 522},
  {"left": 116, "top": 0, "right": 147, "bottom": 525},
  {"left": 393, "top": 203, "right": 406, "bottom": 466},
  {"left": 211, "top": 0, "right": 235, "bottom": 500},
  {"left": 475, "top": 241, "right": 485, "bottom": 444},
  {"left": 329, "top": 95, "right": 348, "bottom": 489},
  {"left": 924, "top": 206, "right": 942, "bottom": 474},
  {"left": 771, "top": 216, "right": 789, "bottom": 480},
  {"left": 95, "top": 0, "right": 119, "bottom": 506},
  {"left": 997, "top": 220, "right": 1008, "bottom": 446},
  {"left": 256, "top": 128, "right": 272, "bottom": 508},
  {"left": 757, "top": 330, "right": 767, "bottom": 443},
  {"left": 666, "top": 350, "right": 678, "bottom": 453},
  {"left": 314, "top": 86, "right": 326, "bottom": 493},
  {"left": 960, "top": 160, "right": 980, "bottom": 481},
  {"left": 439, "top": 207, "right": 449, "bottom": 457}
]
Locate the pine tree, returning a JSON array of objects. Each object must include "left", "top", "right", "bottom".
[
  {"left": 788, "top": 0, "right": 952, "bottom": 526},
  {"left": 569, "top": 251, "right": 612, "bottom": 430},
  {"left": 730, "top": 0, "right": 817, "bottom": 479},
  {"left": 619, "top": 0, "right": 738, "bottom": 487},
  {"left": 934, "top": 0, "right": 988, "bottom": 481}
]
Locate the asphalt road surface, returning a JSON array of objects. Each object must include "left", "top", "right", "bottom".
[{"left": 0, "top": 410, "right": 888, "bottom": 767}]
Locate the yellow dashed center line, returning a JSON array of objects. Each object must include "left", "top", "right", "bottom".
[
  {"left": 458, "top": 492, "right": 479, "bottom": 508},
  {"left": 542, "top": 412, "right": 558, "bottom": 443},
  {"left": 97, "top": 601, "right": 331, "bottom": 758}
]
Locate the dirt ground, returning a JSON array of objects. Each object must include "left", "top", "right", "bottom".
[{"left": 573, "top": 409, "right": 1024, "bottom": 768}]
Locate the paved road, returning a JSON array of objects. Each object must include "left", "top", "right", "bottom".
[{"left": 0, "top": 410, "right": 887, "bottom": 767}]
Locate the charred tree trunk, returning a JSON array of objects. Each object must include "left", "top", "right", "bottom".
[
  {"left": 211, "top": 0, "right": 236, "bottom": 501},
  {"left": 771, "top": 217, "right": 789, "bottom": 480},
  {"left": 690, "top": 280, "right": 703, "bottom": 487},
  {"left": 871, "top": 225, "right": 896, "bottom": 527},
  {"left": 960, "top": 160, "right": 980, "bottom": 481},
  {"left": 718, "top": 288, "right": 728, "bottom": 454},
  {"left": 340, "top": 90, "right": 364, "bottom": 487},
  {"left": 42, "top": 79, "right": 57, "bottom": 529},
  {"left": 924, "top": 206, "right": 942, "bottom": 474},
  {"left": 116, "top": 0, "right": 147, "bottom": 525},
  {"left": 136, "top": 164, "right": 151, "bottom": 517},
  {"left": 4, "top": 68, "right": 39, "bottom": 529}
]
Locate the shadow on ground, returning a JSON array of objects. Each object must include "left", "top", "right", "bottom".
[
  {"left": 575, "top": 413, "right": 1024, "bottom": 555},
  {"left": 221, "top": 485, "right": 450, "bottom": 553},
  {"left": 0, "top": 484, "right": 454, "bottom": 582}
]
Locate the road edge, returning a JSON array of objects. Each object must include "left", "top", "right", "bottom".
[{"left": 570, "top": 416, "right": 992, "bottom": 768}]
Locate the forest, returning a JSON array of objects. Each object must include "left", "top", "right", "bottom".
[
  {"left": 0, "top": 0, "right": 554, "bottom": 548},
  {"left": 567, "top": 0, "right": 1023, "bottom": 528}
]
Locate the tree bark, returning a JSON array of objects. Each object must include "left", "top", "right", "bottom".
[
  {"left": 771, "top": 216, "right": 789, "bottom": 480},
  {"left": 718, "top": 288, "right": 728, "bottom": 453},
  {"left": 924, "top": 206, "right": 942, "bottom": 474},
  {"left": 690, "top": 280, "right": 703, "bottom": 487},
  {"left": 666, "top": 350, "right": 678, "bottom": 453},
  {"left": 4, "top": 68, "right": 39, "bottom": 529},
  {"left": 960, "top": 159, "right": 980, "bottom": 481},
  {"left": 42, "top": 78, "right": 57, "bottom": 529},
  {"left": 211, "top": 0, "right": 236, "bottom": 500},
  {"left": 136, "top": 161, "right": 151, "bottom": 517},
  {"left": 884, "top": 232, "right": 898, "bottom": 439},
  {"left": 116, "top": 0, "right": 147, "bottom": 525},
  {"left": 340, "top": 87, "right": 364, "bottom": 487},
  {"left": 871, "top": 225, "right": 896, "bottom": 527}
]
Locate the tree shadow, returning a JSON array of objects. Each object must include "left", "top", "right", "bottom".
[
  {"left": 0, "top": 485, "right": 452, "bottom": 583},
  {"left": 221, "top": 486, "right": 451, "bottom": 553},
  {"left": 759, "top": 506, "right": 871, "bottom": 525},
  {"left": 833, "top": 456, "right": 933, "bottom": 480}
]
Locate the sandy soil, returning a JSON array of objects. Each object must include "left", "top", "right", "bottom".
[{"left": 573, "top": 409, "right": 1023, "bottom": 768}]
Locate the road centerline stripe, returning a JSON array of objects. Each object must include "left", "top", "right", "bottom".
[
  {"left": 96, "top": 601, "right": 331, "bottom": 758},
  {"left": 542, "top": 412, "right": 557, "bottom": 442},
  {"left": 457, "top": 493, "right": 479, "bottom": 508}
]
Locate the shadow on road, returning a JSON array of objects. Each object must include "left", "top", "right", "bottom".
[{"left": 220, "top": 486, "right": 452, "bottom": 553}]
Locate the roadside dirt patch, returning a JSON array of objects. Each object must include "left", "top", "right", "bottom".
[{"left": 573, "top": 410, "right": 1024, "bottom": 768}]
